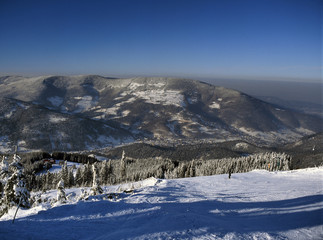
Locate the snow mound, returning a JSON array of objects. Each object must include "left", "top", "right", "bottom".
[{"left": 117, "top": 177, "right": 160, "bottom": 192}]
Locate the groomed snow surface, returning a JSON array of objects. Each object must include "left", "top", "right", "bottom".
[{"left": 1, "top": 168, "right": 323, "bottom": 240}]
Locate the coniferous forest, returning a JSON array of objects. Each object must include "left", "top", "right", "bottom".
[{"left": 0, "top": 150, "right": 291, "bottom": 216}]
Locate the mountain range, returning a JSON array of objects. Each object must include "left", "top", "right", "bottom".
[{"left": 0, "top": 75, "right": 322, "bottom": 152}]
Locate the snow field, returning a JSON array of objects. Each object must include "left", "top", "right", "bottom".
[
  {"left": 0, "top": 168, "right": 322, "bottom": 239},
  {"left": 37, "top": 160, "right": 82, "bottom": 175}
]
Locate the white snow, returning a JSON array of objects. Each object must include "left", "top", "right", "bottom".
[
  {"left": 209, "top": 101, "right": 221, "bottom": 109},
  {"left": 187, "top": 96, "right": 198, "bottom": 104},
  {"left": 149, "top": 82, "right": 166, "bottom": 88},
  {"left": 4, "top": 107, "right": 16, "bottom": 119},
  {"left": 199, "top": 126, "right": 215, "bottom": 134},
  {"left": 1, "top": 168, "right": 322, "bottom": 239},
  {"left": 234, "top": 142, "right": 249, "bottom": 150},
  {"left": 49, "top": 115, "right": 68, "bottom": 123},
  {"left": 94, "top": 98, "right": 136, "bottom": 118},
  {"left": 88, "top": 154, "right": 108, "bottom": 162},
  {"left": 129, "top": 82, "right": 145, "bottom": 90},
  {"left": 0, "top": 136, "right": 11, "bottom": 153},
  {"left": 122, "top": 110, "right": 131, "bottom": 117},
  {"left": 295, "top": 127, "right": 315, "bottom": 135},
  {"left": 92, "top": 88, "right": 185, "bottom": 120},
  {"left": 95, "top": 106, "right": 118, "bottom": 116},
  {"left": 37, "top": 161, "right": 82, "bottom": 175},
  {"left": 74, "top": 96, "right": 98, "bottom": 113},
  {"left": 115, "top": 80, "right": 186, "bottom": 108},
  {"left": 133, "top": 89, "right": 185, "bottom": 107},
  {"left": 16, "top": 140, "right": 27, "bottom": 151}
]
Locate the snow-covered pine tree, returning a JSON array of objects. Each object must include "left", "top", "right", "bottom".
[
  {"left": 56, "top": 179, "right": 67, "bottom": 203},
  {"left": 10, "top": 154, "right": 30, "bottom": 208},
  {"left": 0, "top": 156, "right": 10, "bottom": 216},
  {"left": 61, "top": 161, "right": 69, "bottom": 187},
  {"left": 189, "top": 160, "right": 196, "bottom": 177},
  {"left": 43, "top": 170, "right": 52, "bottom": 191},
  {"left": 51, "top": 172, "right": 60, "bottom": 191},
  {"left": 107, "top": 160, "right": 114, "bottom": 184},
  {"left": 99, "top": 160, "right": 112, "bottom": 185},
  {"left": 75, "top": 167, "right": 82, "bottom": 187},
  {"left": 120, "top": 151, "right": 127, "bottom": 181},
  {"left": 82, "top": 163, "right": 93, "bottom": 187},
  {"left": 0, "top": 156, "right": 9, "bottom": 178},
  {"left": 34, "top": 174, "right": 42, "bottom": 192},
  {"left": 67, "top": 169, "right": 74, "bottom": 188},
  {"left": 90, "top": 164, "right": 103, "bottom": 195},
  {"left": 0, "top": 154, "right": 30, "bottom": 216},
  {"left": 0, "top": 156, "right": 9, "bottom": 197},
  {"left": 78, "top": 188, "right": 88, "bottom": 201}
]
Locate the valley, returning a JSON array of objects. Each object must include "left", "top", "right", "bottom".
[{"left": 0, "top": 75, "right": 322, "bottom": 153}]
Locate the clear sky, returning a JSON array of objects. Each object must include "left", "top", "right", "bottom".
[{"left": 0, "top": 0, "right": 321, "bottom": 82}]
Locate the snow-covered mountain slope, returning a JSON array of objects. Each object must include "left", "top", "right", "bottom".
[
  {"left": 0, "top": 75, "right": 322, "bottom": 151},
  {"left": 0, "top": 97, "right": 133, "bottom": 152},
  {"left": 1, "top": 168, "right": 322, "bottom": 239}
]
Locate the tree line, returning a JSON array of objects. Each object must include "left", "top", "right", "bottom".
[
  {"left": 0, "top": 151, "right": 291, "bottom": 217},
  {"left": 0, "top": 151, "right": 98, "bottom": 176},
  {"left": 29, "top": 151, "right": 291, "bottom": 192}
]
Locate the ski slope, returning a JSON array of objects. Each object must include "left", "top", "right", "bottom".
[{"left": 1, "top": 168, "right": 323, "bottom": 239}]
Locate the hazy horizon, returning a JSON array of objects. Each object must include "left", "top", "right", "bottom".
[{"left": 1, "top": 74, "right": 321, "bottom": 106}]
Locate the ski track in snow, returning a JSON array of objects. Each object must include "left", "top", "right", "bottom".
[{"left": 0, "top": 169, "right": 323, "bottom": 240}]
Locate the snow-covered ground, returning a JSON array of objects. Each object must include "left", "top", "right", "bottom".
[
  {"left": 37, "top": 160, "right": 82, "bottom": 175},
  {"left": 1, "top": 168, "right": 323, "bottom": 240}
]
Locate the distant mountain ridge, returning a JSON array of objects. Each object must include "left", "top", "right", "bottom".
[{"left": 0, "top": 75, "right": 322, "bottom": 152}]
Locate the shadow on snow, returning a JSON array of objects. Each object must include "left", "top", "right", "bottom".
[{"left": 0, "top": 191, "right": 322, "bottom": 239}]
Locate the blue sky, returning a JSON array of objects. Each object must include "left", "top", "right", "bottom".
[{"left": 0, "top": 0, "right": 321, "bottom": 81}]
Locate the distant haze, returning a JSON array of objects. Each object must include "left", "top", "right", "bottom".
[{"left": 200, "top": 78, "right": 322, "bottom": 106}]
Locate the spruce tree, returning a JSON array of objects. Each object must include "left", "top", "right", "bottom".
[
  {"left": 90, "top": 164, "right": 103, "bottom": 195},
  {"left": 120, "top": 151, "right": 126, "bottom": 181},
  {"left": 1, "top": 154, "right": 30, "bottom": 216},
  {"left": 107, "top": 160, "right": 113, "bottom": 184},
  {"left": 0, "top": 156, "right": 9, "bottom": 199},
  {"left": 43, "top": 170, "right": 52, "bottom": 191},
  {"left": 99, "top": 160, "right": 109, "bottom": 185},
  {"left": 67, "top": 169, "right": 74, "bottom": 188},
  {"left": 61, "top": 161, "right": 68, "bottom": 187},
  {"left": 0, "top": 156, "right": 9, "bottom": 179},
  {"left": 56, "top": 179, "right": 67, "bottom": 203},
  {"left": 75, "top": 167, "right": 82, "bottom": 187},
  {"left": 82, "top": 163, "right": 93, "bottom": 187}
]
